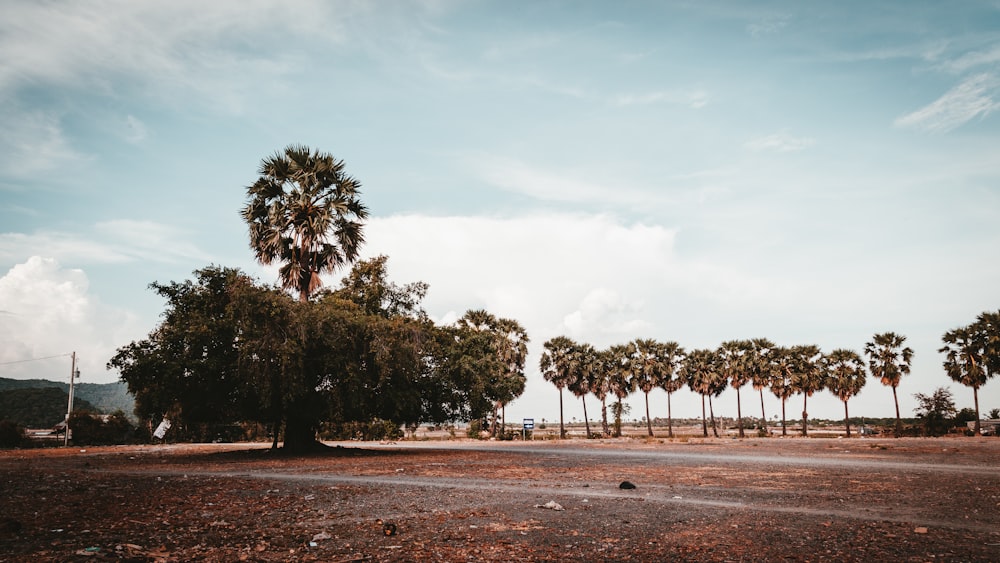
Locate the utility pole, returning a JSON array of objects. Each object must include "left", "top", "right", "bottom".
[{"left": 64, "top": 352, "right": 78, "bottom": 446}]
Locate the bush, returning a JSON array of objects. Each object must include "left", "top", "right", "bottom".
[
  {"left": 0, "top": 419, "right": 24, "bottom": 448},
  {"left": 320, "top": 419, "right": 402, "bottom": 441},
  {"left": 68, "top": 410, "right": 135, "bottom": 446},
  {"left": 467, "top": 419, "right": 484, "bottom": 439}
]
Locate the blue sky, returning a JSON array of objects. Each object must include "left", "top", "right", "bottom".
[{"left": 1, "top": 1, "right": 999, "bottom": 424}]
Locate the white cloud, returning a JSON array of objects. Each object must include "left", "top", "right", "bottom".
[
  {"left": 0, "top": 221, "right": 212, "bottom": 266},
  {"left": 0, "top": 257, "right": 143, "bottom": 383},
  {"left": 747, "top": 14, "right": 790, "bottom": 38},
  {"left": 612, "top": 89, "right": 709, "bottom": 109},
  {"left": 123, "top": 115, "right": 148, "bottom": 143},
  {"left": 745, "top": 131, "right": 816, "bottom": 153},
  {"left": 894, "top": 73, "right": 1000, "bottom": 132},
  {"left": 0, "top": 107, "right": 87, "bottom": 176}
]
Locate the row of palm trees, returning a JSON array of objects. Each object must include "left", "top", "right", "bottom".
[{"left": 541, "top": 333, "right": 918, "bottom": 439}]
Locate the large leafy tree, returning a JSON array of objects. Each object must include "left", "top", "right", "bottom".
[
  {"left": 657, "top": 342, "right": 685, "bottom": 438},
  {"left": 456, "top": 310, "right": 529, "bottom": 436},
  {"left": 824, "top": 349, "right": 867, "bottom": 437},
  {"left": 242, "top": 145, "right": 368, "bottom": 303},
  {"left": 789, "top": 345, "right": 825, "bottom": 437},
  {"left": 864, "top": 332, "right": 913, "bottom": 437},
  {"left": 939, "top": 312, "right": 1000, "bottom": 435},
  {"left": 718, "top": 340, "right": 750, "bottom": 438},
  {"left": 590, "top": 348, "right": 613, "bottom": 436},
  {"left": 540, "top": 336, "right": 577, "bottom": 439}
]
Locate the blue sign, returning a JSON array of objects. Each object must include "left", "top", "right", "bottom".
[{"left": 523, "top": 418, "right": 534, "bottom": 430}]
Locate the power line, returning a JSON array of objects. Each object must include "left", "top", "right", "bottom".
[{"left": 0, "top": 353, "right": 72, "bottom": 367}]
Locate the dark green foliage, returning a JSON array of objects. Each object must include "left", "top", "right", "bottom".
[
  {"left": 0, "top": 387, "right": 96, "bottom": 427},
  {"left": 913, "top": 387, "right": 957, "bottom": 436},
  {"left": 0, "top": 378, "right": 134, "bottom": 422},
  {"left": 108, "top": 258, "right": 523, "bottom": 451},
  {"left": 0, "top": 420, "right": 24, "bottom": 448},
  {"left": 320, "top": 419, "right": 402, "bottom": 441},
  {"left": 68, "top": 410, "right": 134, "bottom": 446},
  {"left": 954, "top": 407, "right": 978, "bottom": 426}
]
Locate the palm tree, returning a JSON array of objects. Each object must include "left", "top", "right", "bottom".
[
  {"left": 683, "top": 349, "right": 724, "bottom": 437},
  {"left": 590, "top": 348, "right": 613, "bottom": 436},
  {"left": 748, "top": 338, "right": 777, "bottom": 435},
  {"left": 824, "top": 349, "right": 867, "bottom": 437},
  {"left": 540, "top": 336, "right": 577, "bottom": 439},
  {"left": 630, "top": 339, "right": 663, "bottom": 437},
  {"left": 657, "top": 342, "right": 685, "bottom": 438},
  {"left": 569, "top": 343, "right": 599, "bottom": 438},
  {"left": 718, "top": 340, "right": 751, "bottom": 438},
  {"left": 242, "top": 145, "right": 368, "bottom": 303},
  {"left": 864, "top": 332, "right": 913, "bottom": 437},
  {"left": 770, "top": 346, "right": 795, "bottom": 436},
  {"left": 789, "top": 345, "right": 825, "bottom": 437},
  {"left": 940, "top": 325, "right": 990, "bottom": 435},
  {"left": 607, "top": 343, "right": 637, "bottom": 437}
]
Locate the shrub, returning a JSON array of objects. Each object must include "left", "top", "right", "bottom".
[{"left": 0, "top": 419, "right": 24, "bottom": 448}]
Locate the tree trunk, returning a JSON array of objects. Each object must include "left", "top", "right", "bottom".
[
  {"left": 558, "top": 388, "right": 565, "bottom": 439},
  {"left": 708, "top": 395, "right": 719, "bottom": 438},
  {"left": 781, "top": 398, "right": 787, "bottom": 436},
  {"left": 601, "top": 398, "right": 609, "bottom": 436},
  {"left": 974, "top": 386, "right": 981, "bottom": 435},
  {"left": 759, "top": 388, "right": 769, "bottom": 434},
  {"left": 736, "top": 387, "right": 744, "bottom": 438},
  {"left": 644, "top": 391, "right": 653, "bottom": 437},
  {"left": 613, "top": 399, "right": 622, "bottom": 438},
  {"left": 700, "top": 395, "right": 708, "bottom": 437},
  {"left": 270, "top": 419, "right": 281, "bottom": 450},
  {"left": 582, "top": 396, "right": 591, "bottom": 438},
  {"left": 282, "top": 411, "right": 320, "bottom": 453},
  {"left": 843, "top": 400, "right": 851, "bottom": 437},
  {"left": 801, "top": 394, "right": 809, "bottom": 437},
  {"left": 667, "top": 391, "right": 674, "bottom": 438},
  {"left": 892, "top": 385, "right": 902, "bottom": 438}
]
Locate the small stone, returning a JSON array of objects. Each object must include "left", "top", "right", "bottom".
[
  {"left": 914, "top": 527, "right": 928, "bottom": 534},
  {"left": 619, "top": 481, "right": 636, "bottom": 490}
]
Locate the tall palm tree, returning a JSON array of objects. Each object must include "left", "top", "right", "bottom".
[
  {"left": 540, "top": 336, "right": 577, "bottom": 439},
  {"left": 657, "top": 342, "right": 685, "bottom": 438},
  {"left": 789, "top": 344, "right": 825, "bottom": 437},
  {"left": 824, "top": 349, "right": 867, "bottom": 437},
  {"left": 770, "top": 346, "right": 795, "bottom": 436},
  {"left": 569, "top": 343, "right": 599, "bottom": 438},
  {"left": 590, "top": 348, "right": 613, "bottom": 436},
  {"left": 864, "top": 332, "right": 913, "bottom": 437},
  {"left": 243, "top": 145, "right": 368, "bottom": 303},
  {"left": 607, "top": 343, "right": 637, "bottom": 437},
  {"left": 748, "top": 338, "right": 777, "bottom": 435},
  {"left": 718, "top": 340, "right": 750, "bottom": 438},
  {"left": 940, "top": 325, "right": 990, "bottom": 435},
  {"left": 683, "top": 349, "right": 723, "bottom": 437},
  {"left": 630, "top": 339, "right": 663, "bottom": 437}
]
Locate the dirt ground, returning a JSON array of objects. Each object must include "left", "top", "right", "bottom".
[{"left": 1, "top": 436, "right": 998, "bottom": 562}]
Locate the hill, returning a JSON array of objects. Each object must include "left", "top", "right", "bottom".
[
  {"left": 0, "top": 387, "right": 97, "bottom": 427},
  {"left": 0, "top": 377, "right": 135, "bottom": 422}
]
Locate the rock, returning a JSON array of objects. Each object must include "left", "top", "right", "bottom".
[
  {"left": 534, "top": 500, "right": 565, "bottom": 511},
  {"left": 383, "top": 522, "right": 397, "bottom": 536},
  {"left": 619, "top": 481, "right": 636, "bottom": 490},
  {"left": 914, "top": 527, "right": 928, "bottom": 534},
  {"left": 311, "top": 532, "right": 331, "bottom": 542}
]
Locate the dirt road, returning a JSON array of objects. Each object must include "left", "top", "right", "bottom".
[{"left": 1, "top": 437, "right": 998, "bottom": 561}]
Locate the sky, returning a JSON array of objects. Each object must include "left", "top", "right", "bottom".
[{"left": 1, "top": 0, "right": 999, "bottom": 426}]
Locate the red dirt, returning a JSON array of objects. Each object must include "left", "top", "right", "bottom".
[{"left": 1, "top": 437, "right": 998, "bottom": 562}]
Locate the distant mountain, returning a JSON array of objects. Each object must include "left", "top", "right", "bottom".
[
  {"left": 0, "top": 387, "right": 97, "bottom": 427},
  {"left": 0, "top": 378, "right": 135, "bottom": 423}
]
